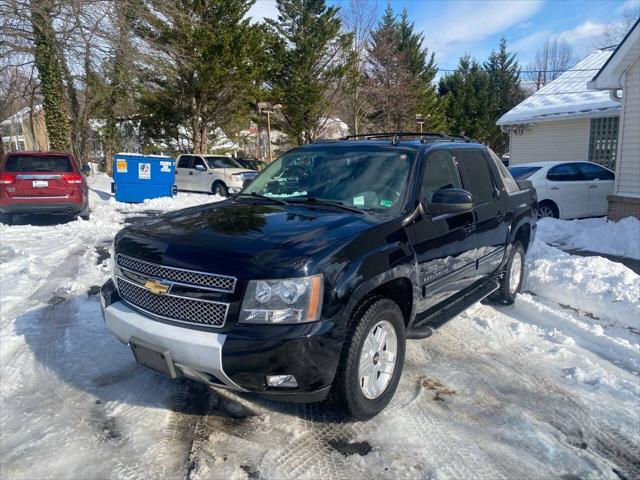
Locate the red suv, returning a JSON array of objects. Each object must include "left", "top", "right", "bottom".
[{"left": 0, "top": 151, "right": 89, "bottom": 222}]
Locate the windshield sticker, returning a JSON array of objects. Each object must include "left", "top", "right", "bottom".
[
  {"left": 353, "top": 196, "right": 365, "bottom": 206},
  {"left": 380, "top": 199, "right": 393, "bottom": 208},
  {"left": 116, "top": 159, "right": 127, "bottom": 173},
  {"left": 138, "top": 163, "right": 151, "bottom": 180}
]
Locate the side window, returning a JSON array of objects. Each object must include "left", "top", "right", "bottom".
[
  {"left": 177, "top": 156, "right": 191, "bottom": 169},
  {"left": 547, "top": 164, "right": 584, "bottom": 182},
  {"left": 421, "top": 150, "right": 462, "bottom": 202},
  {"left": 577, "top": 162, "right": 614, "bottom": 181},
  {"left": 487, "top": 148, "right": 519, "bottom": 193},
  {"left": 456, "top": 149, "right": 496, "bottom": 203},
  {"left": 192, "top": 157, "right": 207, "bottom": 170}
]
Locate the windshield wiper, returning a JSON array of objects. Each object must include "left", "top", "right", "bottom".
[
  {"left": 288, "top": 197, "right": 364, "bottom": 214},
  {"left": 234, "top": 192, "right": 289, "bottom": 205}
]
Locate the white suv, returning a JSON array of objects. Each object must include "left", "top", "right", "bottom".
[{"left": 175, "top": 154, "right": 258, "bottom": 196}]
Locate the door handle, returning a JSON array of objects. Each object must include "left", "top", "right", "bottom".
[
  {"left": 550, "top": 186, "right": 559, "bottom": 190},
  {"left": 188, "top": 172, "right": 193, "bottom": 175},
  {"left": 589, "top": 185, "right": 598, "bottom": 189}
]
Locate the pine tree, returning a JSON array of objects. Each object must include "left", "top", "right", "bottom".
[
  {"left": 136, "top": 0, "right": 267, "bottom": 153},
  {"left": 29, "top": 0, "right": 71, "bottom": 151},
  {"left": 366, "top": 6, "right": 446, "bottom": 132},
  {"left": 267, "top": 0, "right": 352, "bottom": 145},
  {"left": 438, "top": 55, "right": 493, "bottom": 142},
  {"left": 484, "top": 37, "right": 526, "bottom": 153}
]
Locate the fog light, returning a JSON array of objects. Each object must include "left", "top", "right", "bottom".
[{"left": 266, "top": 374, "right": 298, "bottom": 388}]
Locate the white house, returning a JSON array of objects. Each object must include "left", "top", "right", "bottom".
[
  {"left": 497, "top": 49, "right": 621, "bottom": 170},
  {"left": 588, "top": 19, "right": 640, "bottom": 221}
]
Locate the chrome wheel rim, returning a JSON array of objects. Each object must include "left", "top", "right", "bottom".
[
  {"left": 509, "top": 251, "right": 523, "bottom": 295},
  {"left": 537, "top": 206, "right": 554, "bottom": 219},
  {"left": 358, "top": 320, "right": 398, "bottom": 400}
]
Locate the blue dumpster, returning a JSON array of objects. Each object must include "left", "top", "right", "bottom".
[{"left": 112, "top": 153, "right": 176, "bottom": 203}]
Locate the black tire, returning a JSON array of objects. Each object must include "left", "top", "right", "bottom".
[
  {"left": 332, "top": 297, "right": 406, "bottom": 420},
  {"left": 212, "top": 181, "right": 228, "bottom": 197},
  {"left": 537, "top": 200, "right": 559, "bottom": 219},
  {"left": 489, "top": 241, "right": 525, "bottom": 305}
]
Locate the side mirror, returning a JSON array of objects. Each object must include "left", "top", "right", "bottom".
[
  {"left": 424, "top": 188, "right": 473, "bottom": 216},
  {"left": 194, "top": 164, "right": 206, "bottom": 172}
]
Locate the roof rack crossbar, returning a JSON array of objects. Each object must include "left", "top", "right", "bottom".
[{"left": 340, "top": 132, "right": 474, "bottom": 143}]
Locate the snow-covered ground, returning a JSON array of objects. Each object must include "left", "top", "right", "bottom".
[{"left": 1, "top": 175, "right": 638, "bottom": 480}]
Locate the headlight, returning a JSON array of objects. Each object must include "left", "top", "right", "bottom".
[
  {"left": 229, "top": 174, "right": 244, "bottom": 185},
  {"left": 239, "top": 274, "right": 323, "bottom": 324}
]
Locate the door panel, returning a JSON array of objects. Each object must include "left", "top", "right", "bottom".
[
  {"left": 545, "top": 163, "right": 589, "bottom": 218},
  {"left": 456, "top": 148, "right": 509, "bottom": 277},
  {"left": 412, "top": 149, "right": 478, "bottom": 312},
  {"left": 577, "top": 163, "right": 615, "bottom": 216},
  {"left": 191, "top": 157, "right": 209, "bottom": 192},
  {"left": 175, "top": 156, "right": 192, "bottom": 190}
]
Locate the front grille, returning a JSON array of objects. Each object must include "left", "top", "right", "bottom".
[
  {"left": 117, "top": 254, "right": 236, "bottom": 292},
  {"left": 117, "top": 277, "right": 228, "bottom": 328}
]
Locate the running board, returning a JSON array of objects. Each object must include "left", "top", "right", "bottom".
[{"left": 407, "top": 280, "right": 499, "bottom": 339}]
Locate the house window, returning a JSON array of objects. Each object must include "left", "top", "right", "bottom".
[{"left": 588, "top": 117, "right": 619, "bottom": 169}]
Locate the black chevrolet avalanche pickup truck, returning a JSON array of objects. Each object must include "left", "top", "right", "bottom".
[{"left": 101, "top": 134, "right": 537, "bottom": 419}]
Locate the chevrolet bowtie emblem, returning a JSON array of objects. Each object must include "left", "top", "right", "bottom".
[{"left": 144, "top": 279, "right": 170, "bottom": 295}]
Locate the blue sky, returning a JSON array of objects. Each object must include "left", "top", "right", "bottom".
[{"left": 248, "top": 0, "right": 639, "bottom": 72}]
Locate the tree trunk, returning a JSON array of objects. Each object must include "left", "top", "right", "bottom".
[{"left": 30, "top": 0, "right": 71, "bottom": 152}]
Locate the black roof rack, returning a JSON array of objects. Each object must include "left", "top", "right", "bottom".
[{"left": 340, "top": 132, "right": 474, "bottom": 144}]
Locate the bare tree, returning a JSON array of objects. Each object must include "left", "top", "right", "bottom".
[
  {"left": 526, "top": 38, "right": 574, "bottom": 91},
  {"left": 339, "top": 0, "right": 377, "bottom": 135},
  {"left": 597, "top": 6, "right": 639, "bottom": 48}
]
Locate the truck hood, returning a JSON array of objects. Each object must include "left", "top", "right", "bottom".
[{"left": 115, "top": 200, "right": 377, "bottom": 279}]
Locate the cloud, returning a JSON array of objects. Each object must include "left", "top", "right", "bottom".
[
  {"left": 556, "top": 20, "right": 607, "bottom": 45},
  {"left": 511, "top": 20, "right": 608, "bottom": 65},
  {"left": 245, "top": 0, "right": 279, "bottom": 23},
  {"left": 422, "top": 0, "right": 545, "bottom": 54}
]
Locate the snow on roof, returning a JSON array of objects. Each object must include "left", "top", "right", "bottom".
[
  {"left": 497, "top": 50, "right": 621, "bottom": 125},
  {"left": 0, "top": 105, "right": 43, "bottom": 126}
]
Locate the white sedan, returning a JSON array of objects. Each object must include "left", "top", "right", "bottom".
[{"left": 508, "top": 161, "right": 615, "bottom": 219}]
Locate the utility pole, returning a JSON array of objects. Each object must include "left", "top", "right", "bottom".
[{"left": 258, "top": 102, "right": 282, "bottom": 163}]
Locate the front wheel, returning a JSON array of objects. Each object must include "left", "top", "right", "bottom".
[
  {"left": 489, "top": 241, "right": 525, "bottom": 305},
  {"left": 212, "top": 181, "right": 228, "bottom": 197},
  {"left": 333, "top": 297, "right": 406, "bottom": 420}
]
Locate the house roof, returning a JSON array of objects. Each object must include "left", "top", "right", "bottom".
[
  {"left": 497, "top": 49, "right": 621, "bottom": 126},
  {"left": 0, "top": 105, "right": 43, "bottom": 126},
  {"left": 588, "top": 18, "right": 640, "bottom": 90}
]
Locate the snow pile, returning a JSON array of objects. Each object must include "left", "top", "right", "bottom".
[
  {"left": 525, "top": 239, "right": 640, "bottom": 330},
  {"left": 537, "top": 216, "right": 640, "bottom": 260}
]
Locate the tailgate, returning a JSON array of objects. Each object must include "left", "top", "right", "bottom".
[{"left": 11, "top": 174, "right": 75, "bottom": 198}]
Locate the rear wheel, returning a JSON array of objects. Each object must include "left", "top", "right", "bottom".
[
  {"left": 333, "top": 297, "right": 405, "bottom": 420},
  {"left": 489, "top": 241, "right": 525, "bottom": 305},
  {"left": 212, "top": 181, "right": 228, "bottom": 197},
  {"left": 537, "top": 200, "right": 559, "bottom": 219}
]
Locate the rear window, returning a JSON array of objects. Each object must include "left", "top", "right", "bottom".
[
  {"left": 4, "top": 155, "right": 73, "bottom": 173},
  {"left": 508, "top": 166, "right": 541, "bottom": 180}
]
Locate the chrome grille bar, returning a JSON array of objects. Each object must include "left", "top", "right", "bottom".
[{"left": 116, "top": 254, "right": 236, "bottom": 293}]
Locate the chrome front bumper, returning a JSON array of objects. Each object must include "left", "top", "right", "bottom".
[{"left": 102, "top": 299, "right": 246, "bottom": 391}]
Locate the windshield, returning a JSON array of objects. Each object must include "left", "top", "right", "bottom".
[
  {"left": 508, "top": 166, "right": 541, "bottom": 180},
  {"left": 243, "top": 147, "right": 415, "bottom": 213},
  {"left": 4, "top": 155, "right": 73, "bottom": 172},
  {"left": 205, "top": 156, "right": 242, "bottom": 169}
]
